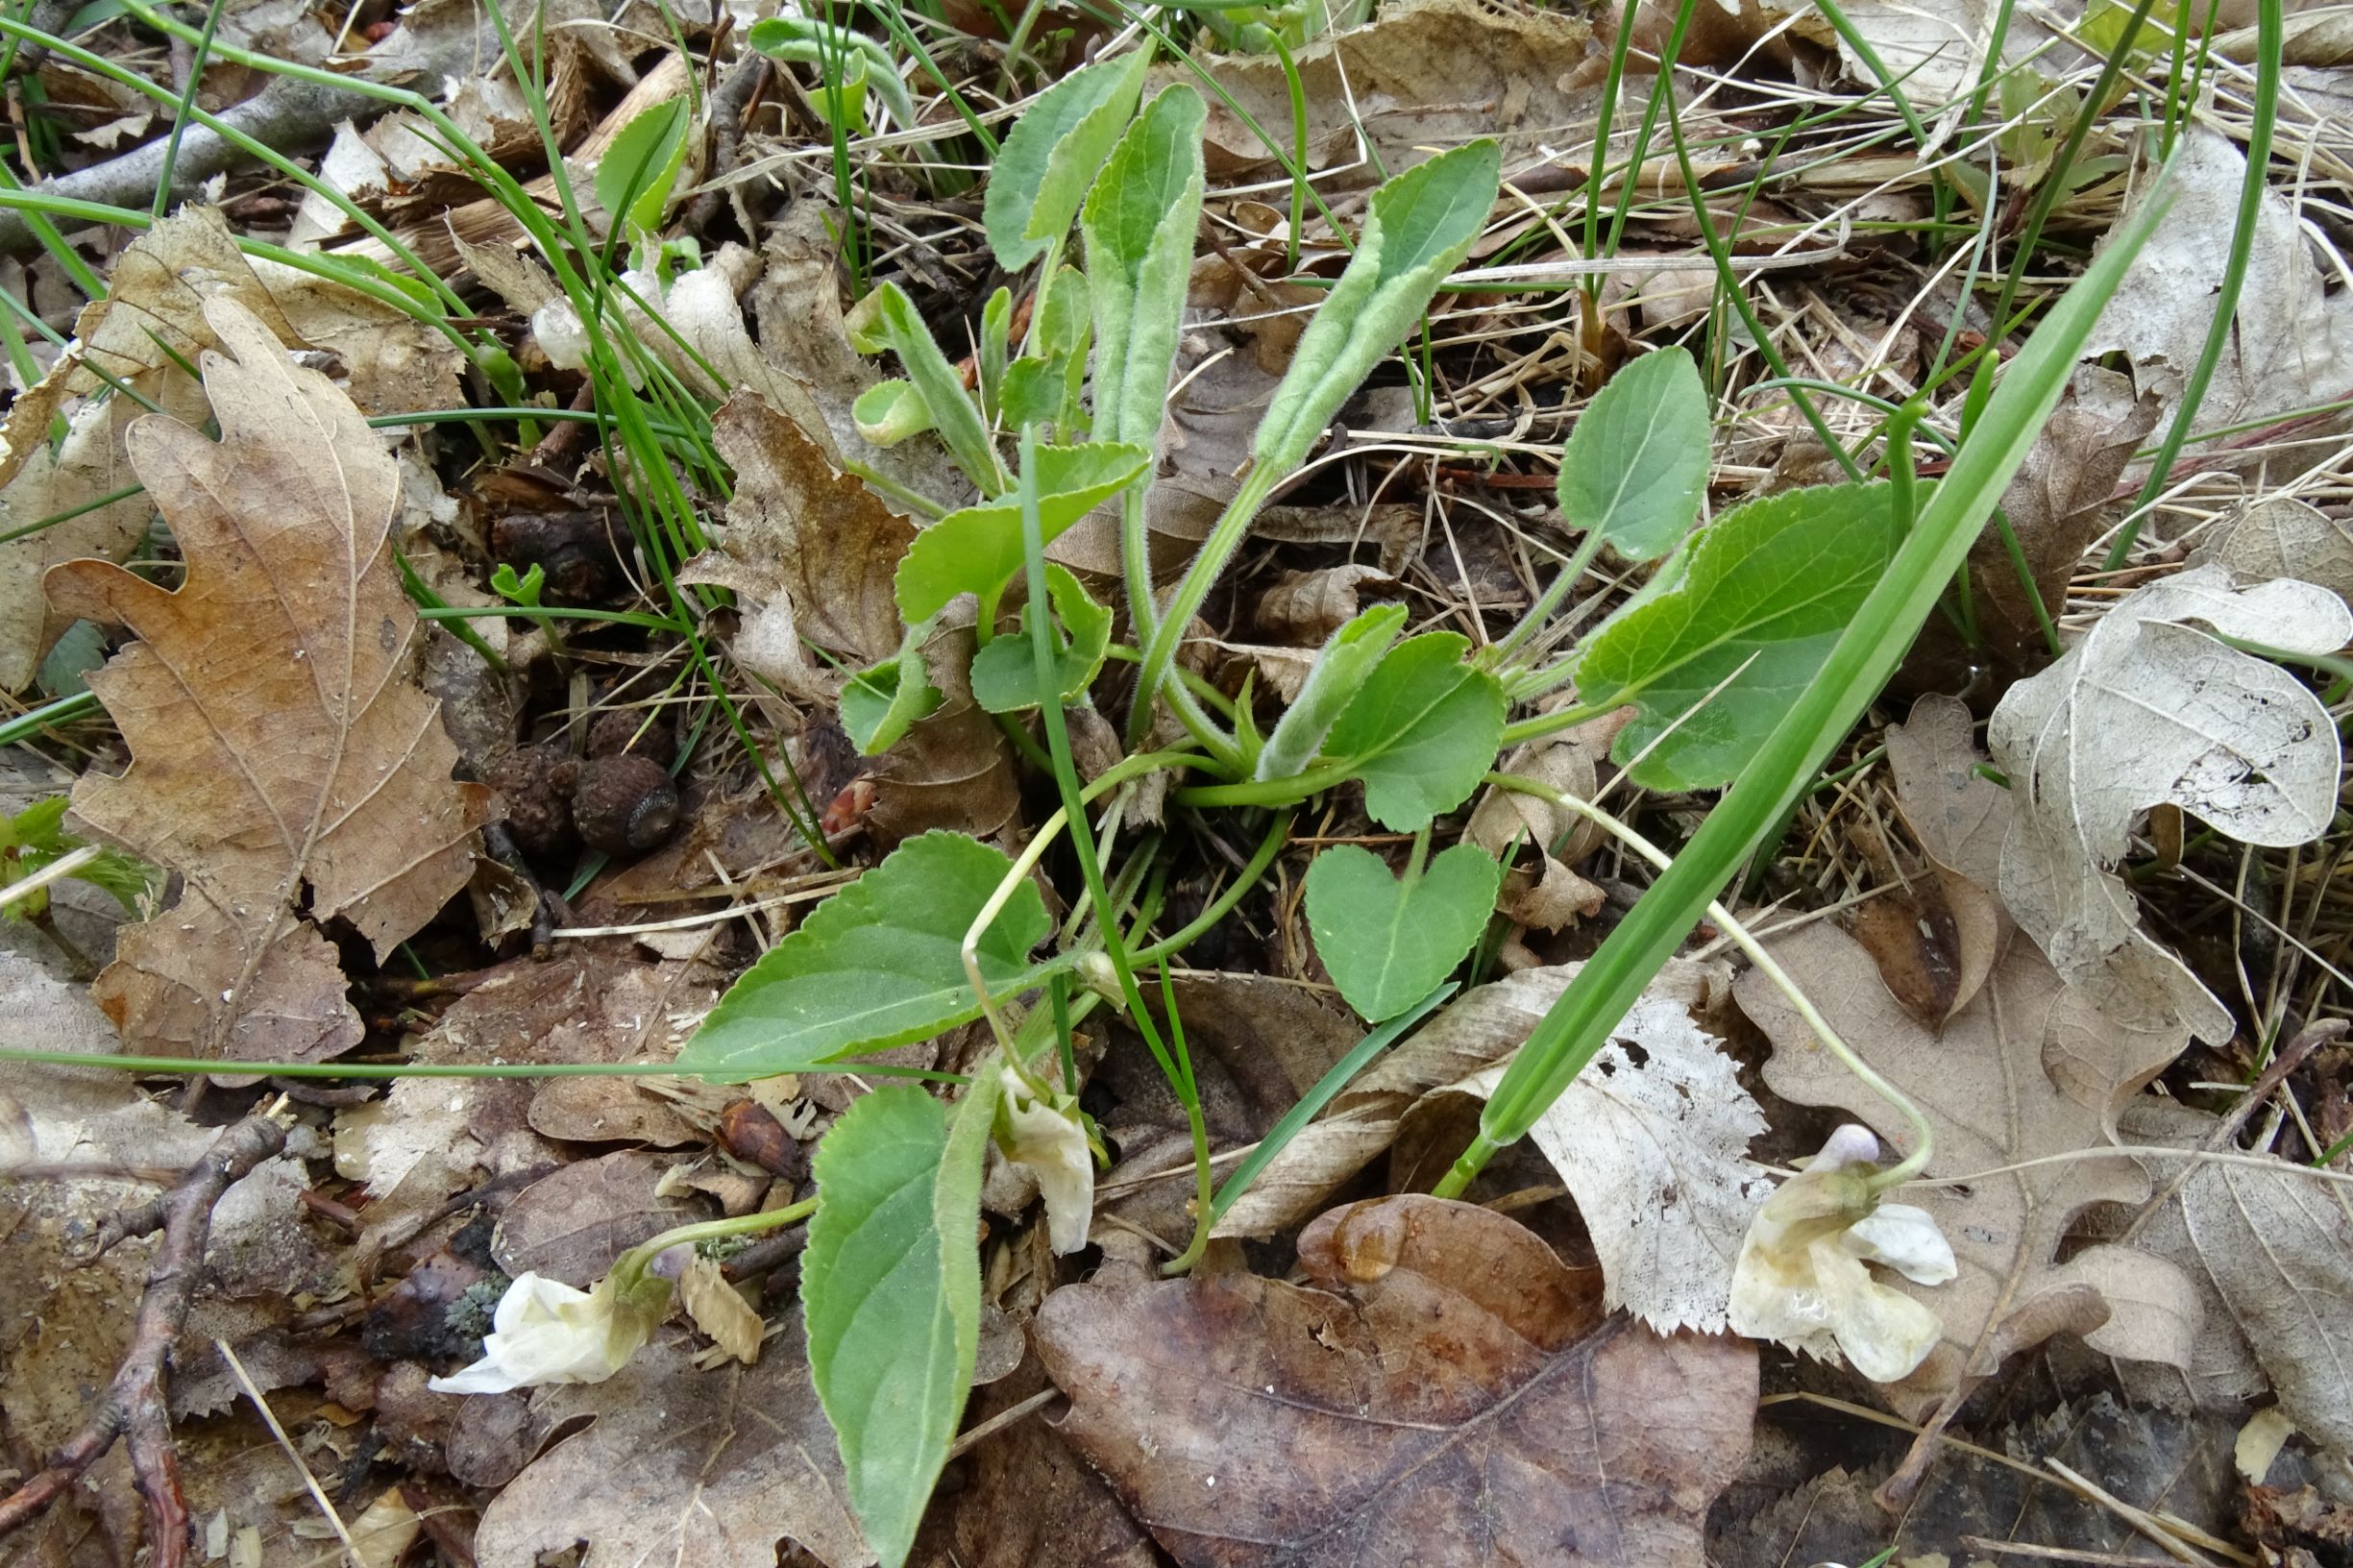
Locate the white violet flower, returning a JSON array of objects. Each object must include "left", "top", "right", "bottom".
[
  {"left": 1728, "top": 1124, "right": 1956, "bottom": 1384},
  {"left": 995, "top": 1064, "right": 1098, "bottom": 1255},
  {"left": 429, "top": 1269, "right": 671, "bottom": 1395}
]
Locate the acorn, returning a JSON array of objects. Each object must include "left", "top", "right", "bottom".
[
  {"left": 568, "top": 752, "right": 680, "bottom": 857},
  {"left": 585, "top": 707, "right": 675, "bottom": 768},
  {"left": 484, "top": 743, "right": 580, "bottom": 859}
]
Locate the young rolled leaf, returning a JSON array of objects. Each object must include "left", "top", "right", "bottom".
[
  {"left": 1557, "top": 346, "right": 1711, "bottom": 560},
  {"left": 969, "top": 563, "right": 1112, "bottom": 713},
  {"left": 1573, "top": 481, "right": 1902, "bottom": 792},
  {"left": 1307, "top": 843, "right": 1500, "bottom": 1022},
  {"left": 676, "top": 832, "right": 1053, "bottom": 1077},
  {"left": 1082, "top": 85, "right": 1208, "bottom": 453},
  {"left": 1321, "top": 632, "right": 1507, "bottom": 831},
  {"left": 1254, "top": 602, "right": 1408, "bottom": 781},
  {"left": 983, "top": 48, "right": 1153, "bottom": 271},
  {"left": 802, "top": 1070, "right": 999, "bottom": 1568},
  {"left": 846, "top": 282, "right": 1006, "bottom": 492},
  {"left": 746, "top": 16, "right": 919, "bottom": 133},
  {"left": 853, "top": 379, "right": 935, "bottom": 448},
  {"left": 1252, "top": 140, "right": 1501, "bottom": 474},
  {"left": 894, "top": 442, "right": 1148, "bottom": 620},
  {"left": 840, "top": 638, "right": 943, "bottom": 755}
]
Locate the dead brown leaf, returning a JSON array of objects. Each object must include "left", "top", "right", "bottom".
[
  {"left": 45, "top": 297, "right": 490, "bottom": 1065},
  {"left": 490, "top": 1148, "right": 702, "bottom": 1287},
  {"left": 678, "top": 392, "right": 917, "bottom": 702},
  {"left": 471, "top": 1326, "right": 872, "bottom": 1568},
  {"left": 910, "top": 1360, "right": 1156, "bottom": 1568},
  {"left": 1176, "top": 0, "right": 1598, "bottom": 181},
  {"left": 675, "top": 1253, "right": 766, "bottom": 1366},
  {"left": 1036, "top": 1194, "right": 1755, "bottom": 1566}
]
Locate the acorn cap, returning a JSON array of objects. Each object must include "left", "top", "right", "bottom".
[{"left": 569, "top": 753, "right": 681, "bottom": 857}]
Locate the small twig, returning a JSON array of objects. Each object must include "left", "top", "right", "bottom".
[
  {"left": 944, "top": 1387, "right": 1060, "bottom": 1461},
  {"left": 0, "top": 74, "right": 374, "bottom": 257},
  {"left": 683, "top": 51, "right": 769, "bottom": 235},
  {"left": 0, "top": 1114, "right": 286, "bottom": 1562}
]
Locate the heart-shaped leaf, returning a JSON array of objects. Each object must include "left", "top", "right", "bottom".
[
  {"left": 840, "top": 638, "right": 942, "bottom": 755},
  {"left": 676, "top": 832, "right": 1054, "bottom": 1077},
  {"left": 894, "top": 442, "right": 1148, "bottom": 620},
  {"left": 1256, "top": 602, "right": 1408, "bottom": 782},
  {"left": 1307, "top": 843, "right": 1499, "bottom": 1021},
  {"left": 1320, "top": 632, "right": 1507, "bottom": 830},
  {"left": 969, "top": 563, "right": 1112, "bottom": 713}
]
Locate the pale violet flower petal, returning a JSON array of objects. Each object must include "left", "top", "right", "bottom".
[
  {"left": 530, "top": 300, "right": 590, "bottom": 372},
  {"left": 1808, "top": 1241, "right": 1948, "bottom": 1384},
  {"left": 428, "top": 1272, "right": 649, "bottom": 1394},
  {"left": 1726, "top": 1126, "right": 1951, "bottom": 1384},
  {"left": 1848, "top": 1201, "right": 1958, "bottom": 1286},
  {"left": 996, "top": 1066, "right": 1096, "bottom": 1255}
]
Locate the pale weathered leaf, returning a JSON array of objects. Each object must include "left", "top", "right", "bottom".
[
  {"left": 2122, "top": 1101, "right": 2353, "bottom": 1461},
  {"left": 1987, "top": 563, "right": 2349, "bottom": 1042},
  {"left": 45, "top": 296, "right": 490, "bottom": 1065},
  {"left": 2194, "top": 496, "right": 2353, "bottom": 608},
  {"left": 1211, "top": 961, "right": 1727, "bottom": 1242},
  {"left": 678, "top": 1253, "right": 768, "bottom": 1365},
  {"left": 2091, "top": 128, "right": 2353, "bottom": 451}
]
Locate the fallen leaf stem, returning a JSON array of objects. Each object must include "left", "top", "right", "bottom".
[{"left": 1488, "top": 772, "right": 1935, "bottom": 1189}]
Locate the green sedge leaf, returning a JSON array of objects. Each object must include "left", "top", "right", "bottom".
[
  {"left": 984, "top": 49, "right": 1152, "bottom": 270},
  {"left": 894, "top": 442, "right": 1148, "bottom": 620},
  {"left": 1320, "top": 631, "right": 1507, "bottom": 831},
  {"left": 1557, "top": 346, "right": 1711, "bottom": 561},
  {"left": 1253, "top": 141, "right": 1500, "bottom": 475},
  {"left": 594, "top": 95, "right": 691, "bottom": 236},
  {"left": 1306, "top": 843, "right": 1500, "bottom": 1022},
  {"left": 1574, "top": 481, "right": 1902, "bottom": 793},
  {"left": 853, "top": 379, "right": 935, "bottom": 447},
  {"left": 1082, "top": 85, "right": 1207, "bottom": 453},
  {"left": 1254, "top": 602, "right": 1408, "bottom": 782},
  {"left": 802, "top": 1069, "right": 998, "bottom": 1568},
  {"left": 969, "top": 563, "right": 1113, "bottom": 712},
  {"left": 676, "top": 832, "right": 1053, "bottom": 1077},
  {"left": 840, "top": 642, "right": 943, "bottom": 755},
  {"left": 846, "top": 282, "right": 1005, "bottom": 492}
]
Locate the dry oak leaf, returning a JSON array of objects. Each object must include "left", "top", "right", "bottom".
[
  {"left": 1036, "top": 1194, "right": 1756, "bottom": 1567},
  {"left": 1987, "top": 564, "right": 2349, "bottom": 1043},
  {"left": 473, "top": 1325, "right": 873, "bottom": 1568},
  {"left": 45, "top": 296, "right": 490, "bottom": 1065},
  {"left": 1736, "top": 923, "right": 2199, "bottom": 1412}
]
